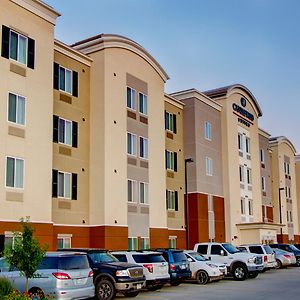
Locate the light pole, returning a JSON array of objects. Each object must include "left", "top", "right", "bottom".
[
  {"left": 185, "top": 158, "right": 193, "bottom": 249},
  {"left": 278, "top": 187, "right": 285, "bottom": 243}
]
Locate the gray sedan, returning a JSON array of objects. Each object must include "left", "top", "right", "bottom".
[{"left": 273, "top": 248, "right": 296, "bottom": 268}]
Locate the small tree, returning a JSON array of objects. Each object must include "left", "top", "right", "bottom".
[{"left": 4, "top": 217, "right": 47, "bottom": 293}]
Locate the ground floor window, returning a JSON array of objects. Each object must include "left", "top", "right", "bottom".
[
  {"left": 169, "top": 236, "right": 177, "bottom": 249},
  {"left": 57, "top": 234, "right": 72, "bottom": 249},
  {"left": 141, "top": 237, "right": 150, "bottom": 250},
  {"left": 128, "top": 237, "right": 138, "bottom": 250}
]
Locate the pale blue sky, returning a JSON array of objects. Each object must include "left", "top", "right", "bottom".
[{"left": 47, "top": 0, "right": 300, "bottom": 152}]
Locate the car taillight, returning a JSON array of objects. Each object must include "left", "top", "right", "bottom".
[
  {"left": 170, "top": 264, "right": 176, "bottom": 271},
  {"left": 284, "top": 255, "right": 291, "bottom": 259},
  {"left": 264, "top": 255, "right": 268, "bottom": 262},
  {"left": 52, "top": 272, "right": 71, "bottom": 280},
  {"left": 143, "top": 264, "right": 153, "bottom": 273},
  {"left": 88, "top": 270, "right": 94, "bottom": 277}
]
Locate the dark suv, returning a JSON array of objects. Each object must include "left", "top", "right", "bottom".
[
  {"left": 154, "top": 249, "right": 191, "bottom": 285},
  {"left": 269, "top": 244, "right": 300, "bottom": 266},
  {"left": 58, "top": 248, "right": 145, "bottom": 300}
]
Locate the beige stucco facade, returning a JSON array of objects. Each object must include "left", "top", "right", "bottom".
[{"left": 296, "top": 155, "right": 300, "bottom": 236}]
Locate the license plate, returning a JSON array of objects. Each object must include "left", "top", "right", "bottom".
[
  {"left": 136, "top": 283, "right": 142, "bottom": 289},
  {"left": 75, "top": 278, "right": 86, "bottom": 285}
]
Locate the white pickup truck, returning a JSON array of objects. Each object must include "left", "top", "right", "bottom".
[{"left": 194, "top": 242, "right": 264, "bottom": 281}]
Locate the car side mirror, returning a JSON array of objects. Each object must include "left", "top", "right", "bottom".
[{"left": 220, "top": 250, "right": 225, "bottom": 256}]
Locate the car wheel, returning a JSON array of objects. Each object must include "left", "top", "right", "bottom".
[
  {"left": 28, "top": 288, "right": 44, "bottom": 300},
  {"left": 96, "top": 278, "right": 116, "bottom": 300},
  {"left": 296, "top": 258, "right": 300, "bottom": 267},
  {"left": 232, "top": 264, "right": 247, "bottom": 281},
  {"left": 276, "top": 259, "right": 282, "bottom": 269},
  {"left": 148, "top": 284, "right": 163, "bottom": 291},
  {"left": 196, "top": 270, "right": 209, "bottom": 285},
  {"left": 248, "top": 271, "right": 259, "bottom": 279},
  {"left": 123, "top": 291, "right": 140, "bottom": 297}
]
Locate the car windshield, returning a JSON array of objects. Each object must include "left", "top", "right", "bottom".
[
  {"left": 133, "top": 254, "right": 166, "bottom": 263},
  {"left": 189, "top": 252, "right": 207, "bottom": 261},
  {"left": 222, "top": 243, "right": 239, "bottom": 254},
  {"left": 288, "top": 245, "right": 300, "bottom": 252},
  {"left": 263, "top": 245, "right": 274, "bottom": 254},
  {"left": 89, "top": 252, "right": 118, "bottom": 264},
  {"left": 172, "top": 251, "right": 187, "bottom": 262}
]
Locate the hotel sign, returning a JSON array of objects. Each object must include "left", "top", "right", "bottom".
[{"left": 232, "top": 98, "right": 254, "bottom": 127}]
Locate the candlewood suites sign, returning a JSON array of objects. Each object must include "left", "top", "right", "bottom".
[{"left": 232, "top": 98, "right": 254, "bottom": 127}]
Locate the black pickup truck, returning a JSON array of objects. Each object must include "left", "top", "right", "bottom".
[{"left": 58, "top": 248, "right": 145, "bottom": 300}]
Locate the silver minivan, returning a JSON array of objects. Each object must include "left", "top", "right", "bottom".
[{"left": 0, "top": 252, "right": 95, "bottom": 299}]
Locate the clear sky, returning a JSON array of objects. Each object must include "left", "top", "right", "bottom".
[{"left": 46, "top": 0, "right": 300, "bottom": 152}]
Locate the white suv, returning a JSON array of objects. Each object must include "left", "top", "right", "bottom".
[
  {"left": 237, "top": 244, "right": 277, "bottom": 271},
  {"left": 112, "top": 251, "right": 170, "bottom": 290}
]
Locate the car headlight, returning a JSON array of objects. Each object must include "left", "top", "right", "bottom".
[
  {"left": 248, "top": 257, "right": 255, "bottom": 264},
  {"left": 206, "top": 263, "right": 218, "bottom": 268},
  {"left": 116, "top": 270, "right": 129, "bottom": 276}
]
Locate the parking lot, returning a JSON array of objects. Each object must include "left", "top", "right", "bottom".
[{"left": 121, "top": 267, "right": 300, "bottom": 300}]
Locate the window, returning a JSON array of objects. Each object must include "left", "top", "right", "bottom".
[
  {"left": 59, "top": 118, "right": 72, "bottom": 146},
  {"left": 260, "top": 149, "right": 265, "bottom": 163},
  {"left": 239, "top": 165, "right": 244, "bottom": 182},
  {"left": 205, "top": 121, "right": 212, "bottom": 140},
  {"left": 4, "top": 231, "right": 21, "bottom": 250},
  {"left": 139, "top": 137, "right": 148, "bottom": 159},
  {"left": 127, "top": 179, "right": 137, "bottom": 203},
  {"left": 59, "top": 66, "right": 72, "bottom": 94},
  {"left": 249, "top": 246, "right": 264, "bottom": 254},
  {"left": 165, "top": 111, "right": 177, "bottom": 133},
  {"left": 53, "top": 116, "right": 78, "bottom": 148},
  {"left": 205, "top": 157, "right": 213, "bottom": 176},
  {"left": 247, "top": 168, "right": 252, "bottom": 185},
  {"left": 127, "top": 132, "right": 137, "bottom": 156},
  {"left": 57, "top": 234, "right": 72, "bottom": 249},
  {"left": 169, "top": 236, "right": 177, "bottom": 249},
  {"left": 139, "top": 182, "right": 149, "bottom": 204},
  {"left": 238, "top": 133, "right": 243, "bottom": 152},
  {"left": 128, "top": 237, "right": 138, "bottom": 250},
  {"left": 211, "top": 245, "right": 224, "bottom": 255},
  {"left": 166, "top": 190, "right": 175, "bottom": 210},
  {"left": 52, "top": 170, "right": 77, "bottom": 200},
  {"left": 287, "top": 211, "right": 289, "bottom": 222},
  {"left": 58, "top": 172, "right": 71, "bottom": 199},
  {"left": 166, "top": 150, "right": 177, "bottom": 171},
  {"left": 1, "top": 26, "right": 35, "bottom": 68},
  {"left": 127, "top": 87, "right": 136, "bottom": 110},
  {"left": 196, "top": 244, "right": 208, "bottom": 254},
  {"left": 8, "top": 93, "right": 25, "bottom": 125},
  {"left": 285, "top": 162, "right": 290, "bottom": 175},
  {"left": 262, "top": 177, "right": 266, "bottom": 191},
  {"left": 141, "top": 237, "right": 150, "bottom": 250},
  {"left": 290, "top": 211, "right": 293, "bottom": 222},
  {"left": 289, "top": 187, "right": 291, "bottom": 198},
  {"left": 139, "top": 93, "right": 148, "bottom": 115},
  {"left": 245, "top": 137, "right": 251, "bottom": 154},
  {"left": 241, "top": 198, "right": 245, "bottom": 214},
  {"left": 6, "top": 157, "right": 24, "bottom": 188},
  {"left": 248, "top": 199, "right": 253, "bottom": 215},
  {"left": 53, "top": 63, "right": 78, "bottom": 97}
]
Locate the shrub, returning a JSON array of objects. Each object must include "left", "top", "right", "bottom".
[
  {"left": 0, "top": 277, "right": 13, "bottom": 298},
  {"left": 5, "top": 289, "right": 51, "bottom": 299}
]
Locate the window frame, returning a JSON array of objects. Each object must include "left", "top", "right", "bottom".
[
  {"left": 58, "top": 117, "right": 73, "bottom": 146},
  {"left": 260, "top": 149, "right": 265, "bottom": 163},
  {"left": 128, "top": 237, "right": 138, "bottom": 251},
  {"left": 57, "top": 171, "right": 72, "bottom": 199},
  {"left": 59, "top": 65, "right": 73, "bottom": 95},
  {"left": 127, "top": 132, "right": 137, "bottom": 157},
  {"left": 168, "top": 236, "right": 177, "bottom": 249},
  {"left": 166, "top": 190, "right": 176, "bottom": 210},
  {"left": 204, "top": 121, "right": 212, "bottom": 141},
  {"left": 139, "top": 92, "right": 148, "bottom": 116},
  {"left": 205, "top": 157, "right": 213, "bottom": 176},
  {"left": 139, "top": 181, "right": 149, "bottom": 204},
  {"left": 165, "top": 111, "right": 174, "bottom": 132},
  {"left": 141, "top": 237, "right": 150, "bottom": 250},
  {"left": 9, "top": 29, "right": 28, "bottom": 65},
  {"left": 126, "top": 87, "right": 136, "bottom": 111},
  {"left": 5, "top": 156, "right": 25, "bottom": 189},
  {"left": 247, "top": 168, "right": 252, "bottom": 185},
  {"left": 239, "top": 165, "right": 244, "bottom": 183},
  {"left": 57, "top": 234, "right": 72, "bottom": 249},
  {"left": 245, "top": 137, "right": 251, "bottom": 155},
  {"left": 238, "top": 133, "right": 243, "bottom": 152},
  {"left": 166, "top": 150, "right": 175, "bottom": 171},
  {"left": 7, "top": 92, "right": 26, "bottom": 126},
  {"left": 261, "top": 176, "right": 266, "bottom": 191},
  {"left": 139, "top": 136, "right": 148, "bottom": 160},
  {"left": 241, "top": 197, "right": 245, "bottom": 215},
  {"left": 127, "top": 179, "right": 137, "bottom": 203}
]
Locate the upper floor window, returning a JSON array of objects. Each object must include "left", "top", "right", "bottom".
[
  {"left": 165, "top": 111, "right": 177, "bottom": 133},
  {"left": 166, "top": 150, "right": 177, "bottom": 171},
  {"left": 8, "top": 93, "right": 25, "bottom": 126},
  {"left": 52, "top": 170, "right": 77, "bottom": 200},
  {"left": 166, "top": 190, "right": 177, "bottom": 210},
  {"left": 1, "top": 26, "right": 35, "bottom": 69},
  {"left": 139, "top": 93, "right": 148, "bottom": 115},
  {"left": 241, "top": 197, "right": 245, "bottom": 214},
  {"left": 127, "top": 179, "right": 137, "bottom": 203},
  {"left": 53, "top": 63, "right": 78, "bottom": 97},
  {"left": 6, "top": 156, "right": 24, "bottom": 189},
  {"left": 127, "top": 132, "right": 137, "bottom": 156},
  {"left": 247, "top": 168, "right": 252, "bottom": 185},
  {"left": 205, "top": 121, "right": 212, "bottom": 140},
  {"left": 139, "top": 182, "right": 149, "bottom": 204},
  {"left": 248, "top": 199, "right": 253, "bottom": 216},
  {"left": 127, "top": 87, "right": 136, "bottom": 110},
  {"left": 260, "top": 149, "right": 265, "bottom": 163},
  {"left": 245, "top": 137, "right": 251, "bottom": 154},
  {"left": 239, "top": 165, "right": 245, "bottom": 183},
  {"left": 261, "top": 177, "right": 266, "bottom": 191},
  {"left": 53, "top": 116, "right": 78, "bottom": 148},
  {"left": 238, "top": 133, "right": 243, "bottom": 152},
  {"left": 205, "top": 157, "right": 213, "bottom": 176},
  {"left": 284, "top": 162, "right": 290, "bottom": 175},
  {"left": 139, "top": 137, "right": 148, "bottom": 159}
]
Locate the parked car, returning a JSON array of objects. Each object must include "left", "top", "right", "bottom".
[
  {"left": 269, "top": 244, "right": 300, "bottom": 266},
  {"left": 272, "top": 248, "right": 297, "bottom": 268},
  {"left": 293, "top": 244, "right": 300, "bottom": 250},
  {"left": 237, "top": 244, "right": 276, "bottom": 271},
  {"left": 194, "top": 242, "right": 264, "bottom": 280},
  {"left": 58, "top": 248, "right": 145, "bottom": 299},
  {"left": 111, "top": 251, "right": 169, "bottom": 290},
  {"left": 184, "top": 250, "right": 225, "bottom": 284},
  {"left": 0, "top": 252, "right": 94, "bottom": 299},
  {"left": 152, "top": 249, "right": 191, "bottom": 285}
]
